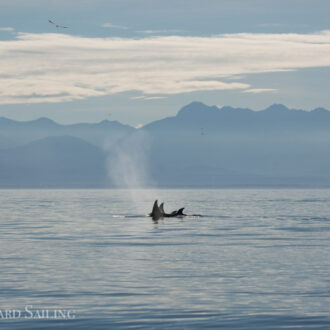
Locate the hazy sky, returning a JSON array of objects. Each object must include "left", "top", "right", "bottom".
[{"left": 1, "top": 0, "right": 330, "bottom": 126}]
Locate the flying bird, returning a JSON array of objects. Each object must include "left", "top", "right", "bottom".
[{"left": 48, "top": 19, "right": 68, "bottom": 29}]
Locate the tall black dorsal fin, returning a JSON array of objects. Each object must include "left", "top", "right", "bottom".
[
  {"left": 150, "top": 200, "right": 162, "bottom": 220},
  {"left": 159, "top": 202, "right": 165, "bottom": 215}
]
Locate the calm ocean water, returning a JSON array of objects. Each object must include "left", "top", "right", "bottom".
[{"left": 0, "top": 189, "right": 329, "bottom": 329}]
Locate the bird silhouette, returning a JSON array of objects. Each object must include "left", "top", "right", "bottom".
[{"left": 48, "top": 19, "right": 68, "bottom": 29}]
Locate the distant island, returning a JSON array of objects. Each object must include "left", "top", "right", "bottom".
[{"left": 1, "top": 102, "right": 330, "bottom": 188}]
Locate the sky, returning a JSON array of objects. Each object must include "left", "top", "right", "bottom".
[{"left": 0, "top": 0, "right": 330, "bottom": 126}]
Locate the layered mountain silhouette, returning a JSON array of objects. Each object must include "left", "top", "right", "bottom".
[
  {"left": 0, "top": 136, "right": 107, "bottom": 187},
  {"left": 1, "top": 102, "right": 330, "bottom": 187},
  {"left": 142, "top": 102, "right": 330, "bottom": 186},
  {"left": 0, "top": 117, "right": 133, "bottom": 148}
]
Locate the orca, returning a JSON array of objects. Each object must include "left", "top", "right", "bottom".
[
  {"left": 176, "top": 208, "right": 187, "bottom": 216},
  {"left": 149, "top": 200, "right": 187, "bottom": 219},
  {"left": 165, "top": 207, "right": 186, "bottom": 217},
  {"left": 159, "top": 202, "right": 176, "bottom": 217},
  {"left": 149, "top": 200, "right": 162, "bottom": 220},
  {"left": 159, "top": 202, "right": 165, "bottom": 215}
]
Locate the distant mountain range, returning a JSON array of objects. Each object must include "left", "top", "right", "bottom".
[
  {"left": 1, "top": 102, "right": 330, "bottom": 188},
  {"left": 142, "top": 102, "right": 330, "bottom": 187},
  {"left": 0, "top": 117, "right": 133, "bottom": 149},
  {"left": 0, "top": 136, "right": 106, "bottom": 188}
]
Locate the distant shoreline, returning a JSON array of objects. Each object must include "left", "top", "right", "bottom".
[{"left": 1, "top": 185, "right": 330, "bottom": 190}]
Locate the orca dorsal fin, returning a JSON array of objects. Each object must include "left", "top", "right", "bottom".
[
  {"left": 177, "top": 208, "right": 185, "bottom": 215},
  {"left": 150, "top": 200, "right": 162, "bottom": 220},
  {"left": 159, "top": 202, "right": 165, "bottom": 215}
]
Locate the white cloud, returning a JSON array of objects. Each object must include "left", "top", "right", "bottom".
[
  {"left": 243, "top": 88, "right": 278, "bottom": 94},
  {"left": 0, "top": 30, "right": 330, "bottom": 104},
  {"left": 131, "top": 95, "right": 166, "bottom": 100},
  {"left": 102, "top": 23, "right": 128, "bottom": 30},
  {"left": 0, "top": 27, "right": 14, "bottom": 32}
]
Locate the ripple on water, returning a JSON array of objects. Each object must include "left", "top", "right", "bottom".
[{"left": 0, "top": 189, "right": 330, "bottom": 329}]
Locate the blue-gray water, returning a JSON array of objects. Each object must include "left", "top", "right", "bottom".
[{"left": 0, "top": 189, "right": 330, "bottom": 329}]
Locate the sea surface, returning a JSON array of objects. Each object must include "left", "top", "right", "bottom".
[{"left": 0, "top": 189, "right": 329, "bottom": 329}]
